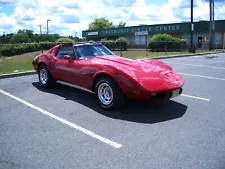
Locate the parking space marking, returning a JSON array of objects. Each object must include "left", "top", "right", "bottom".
[
  {"left": 165, "top": 61, "right": 225, "bottom": 70},
  {"left": 181, "top": 94, "right": 210, "bottom": 101},
  {"left": 0, "top": 89, "right": 122, "bottom": 149},
  {"left": 173, "top": 58, "right": 225, "bottom": 63},
  {"left": 179, "top": 72, "right": 225, "bottom": 81},
  {"left": 192, "top": 55, "right": 225, "bottom": 60}
]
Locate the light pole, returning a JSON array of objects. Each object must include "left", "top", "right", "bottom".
[
  {"left": 47, "top": 19, "right": 51, "bottom": 34},
  {"left": 75, "top": 32, "right": 77, "bottom": 42},
  {"left": 209, "top": 0, "right": 215, "bottom": 50},
  {"left": 190, "top": 0, "right": 195, "bottom": 53},
  {"left": 37, "top": 24, "right": 43, "bottom": 53}
]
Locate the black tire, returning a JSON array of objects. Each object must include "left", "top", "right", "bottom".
[
  {"left": 95, "top": 76, "right": 126, "bottom": 110},
  {"left": 38, "top": 64, "right": 55, "bottom": 88}
]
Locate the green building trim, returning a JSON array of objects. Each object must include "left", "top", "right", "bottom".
[{"left": 82, "top": 20, "right": 225, "bottom": 38}]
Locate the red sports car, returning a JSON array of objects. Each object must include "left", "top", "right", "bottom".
[{"left": 32, "top": 42, "right": 184, "bottom": 109}]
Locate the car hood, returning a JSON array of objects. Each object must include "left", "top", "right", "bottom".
[{"left": 94, "top": 55, "right": 184, "bottom": 91}]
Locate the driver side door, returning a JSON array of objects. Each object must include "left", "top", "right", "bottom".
[
  {"left": 51, "top": 45, "right": 75, "bottom": 82},
  {"left": 51, "top": 45, "right": 84, "bottom": 86}
]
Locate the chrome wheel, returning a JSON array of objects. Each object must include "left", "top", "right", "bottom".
[
  {"left": 40, "top": 68, "right": 48, "bottom": 85},
  {"left": 98, "top": 83, "right": 113, "bottom": 105}
]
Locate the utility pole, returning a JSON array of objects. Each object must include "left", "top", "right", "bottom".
[
  {"left": 212, "top": 0, "right": 215, "bottom": 50},
  {"left": 37, "top": 24, "right": 43, "bottom": 53},
  {"left": 37, "top": 24, "right": 42, "bottom": 35},
  {"left": 209, "top": 0, "right": 215, "bottom": 50},
  {"left": 47, "top": 19, "right": 51, "bottom": 34},
  {"left": 190, "top": 0, "right": 195, "bottom": 53},
  {"left": 75, "top": 32, "right": 77, "bottom": 42}
]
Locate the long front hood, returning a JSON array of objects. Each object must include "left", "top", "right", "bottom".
[{"left": 94, "top": 56, "right": 184, "bottom": 92}]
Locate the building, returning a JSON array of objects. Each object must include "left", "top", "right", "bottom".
[{"left": 82, "top": 20, "right": 225, "bottom": 49}]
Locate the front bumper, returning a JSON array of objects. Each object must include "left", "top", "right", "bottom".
[{"left": 150, "top": 87, "right": 183, "bottom": 100}]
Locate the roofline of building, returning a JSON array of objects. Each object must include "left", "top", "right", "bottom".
[{"left": 82, "top": 19, "right": 225, "bottom": 32}]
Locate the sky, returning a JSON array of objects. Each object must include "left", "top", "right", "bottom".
[{"left": 0, "top": 0, "right": 224, "bottom": 37}]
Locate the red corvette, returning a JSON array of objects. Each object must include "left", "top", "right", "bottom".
[{"left": 32, "top": 42, "right": 184, "bottom": 109}]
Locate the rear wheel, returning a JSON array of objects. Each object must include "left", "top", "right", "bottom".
[
  {"left": 38, "top": 64, "right": 55, "bottom": 88},
  {"left": 95, "top": 76, "right": 126, "bottom": 110}
]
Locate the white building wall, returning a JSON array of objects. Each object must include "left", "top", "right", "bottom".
[{"left": 128, "top": 35, "right": 152, "bottom": 45}]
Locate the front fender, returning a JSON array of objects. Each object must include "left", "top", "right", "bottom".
[{"left": 95, "top": 66, "right": 150, "bottom": 100}]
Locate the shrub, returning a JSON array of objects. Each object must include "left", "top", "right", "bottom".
[
  {"left": 0, "top": 42, "right": 62, "bottom": 56},
  {"left": 116, "top": 37, "right": 128, "bottom": 51},
  {"left": 147, "top": 34, "right": 187, "bottom": 52},
  {"left": 56, "top": 38, "right": 74, "bottom": 43},
  {"left": 0, "top": 44, "right": 35, "bottom": 56},
  {"left": 99, "top": 37, "right": 128, "bottom": 51},
  {"left": 88, "top": 40, "right": 95, "bottom": 43},
  {"left": 100, "top": 39, "right": 116, "bottom": 50}
]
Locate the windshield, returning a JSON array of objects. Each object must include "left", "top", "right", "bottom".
[{"left": 74, "top": 44, "right": 115, "bottom": 59}]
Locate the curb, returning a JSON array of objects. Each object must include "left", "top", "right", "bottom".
[
  {"left": 152, "top": 51, "right": 225, "bottom": 60},
  {"left": 0, "top": 70, "right": 36, "bottom": 79}
]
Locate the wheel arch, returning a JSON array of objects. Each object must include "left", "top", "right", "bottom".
[
  {"left": 92, "top": 72, "right": 120, "bottom": 92},
  {"left": 37, "top": 61, "right": 46, "bottom": 71}
]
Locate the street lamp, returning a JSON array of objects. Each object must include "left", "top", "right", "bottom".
[
  {"left": 190, "top": 0, "right": 195, "bottom": 53},
  {"left": 47, "top": 19, "right": 51, "bottom": 34}
]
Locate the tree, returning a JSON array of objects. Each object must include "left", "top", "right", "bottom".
[
  {"left": 88, "top": 17, "right": 115, "bottom": 30},
  {"left": 0, "top": 33, "right": 14, "bottom": 44},
  {"left": 40, "top": 34, "right": 57, "bottom": 42},
  {"left": 117, "top": 21, "right": 126, "bottom": 28},
  {"left": 25, "top": 29, "right": 34, "bottom": 41},
  {"left": 11, "top": 33, "right": 29, "bottom": 43}
]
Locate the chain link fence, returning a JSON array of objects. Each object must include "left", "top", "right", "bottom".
[{"left": 111, "top": 39, "right": 225, "bottom": 57}]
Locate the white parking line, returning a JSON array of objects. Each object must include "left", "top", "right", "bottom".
[
  {"left": 0, "top": 89, "right": 122, "bottom": 149},
  {"left": 179, "top": 72, "right": 225, "bottom": 81},
  {"left": 181, "top": 94, "right": 210, "bottom": 101},
  {"left": 192, "top": 55, "right": 225, "bottom": 60},
  {"left": 174, "top": 57, "right": 225, "bottom": 63},
  {"left": 165, "top": 61, "right": 225, "bottom": 70}
]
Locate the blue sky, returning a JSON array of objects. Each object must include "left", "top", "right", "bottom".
[{"left": 0, "top": 0, "right": 224, "bottom": 37}]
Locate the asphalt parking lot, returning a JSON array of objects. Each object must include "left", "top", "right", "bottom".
[{"left": 1, "top": 53, "right": 225, "bottom": 169}]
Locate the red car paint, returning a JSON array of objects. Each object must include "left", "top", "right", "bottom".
[{"left": 32, "top": 44, "right": 184, "bottom": 101}]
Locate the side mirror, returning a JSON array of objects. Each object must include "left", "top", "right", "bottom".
[{"left": 64, "top": 55, "right": 71, "bottom": 60}]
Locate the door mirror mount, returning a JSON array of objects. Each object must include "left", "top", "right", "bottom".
[{"left": 63, "top": 55, "right": 71, "bottom": 60}]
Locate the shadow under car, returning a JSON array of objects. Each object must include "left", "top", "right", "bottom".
[{"left": 32, "top": 82, "right": 188, "bottom": 124}]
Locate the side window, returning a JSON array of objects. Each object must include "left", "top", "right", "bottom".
[{"left": 56, "top": 46, "right": 75, "bottom": 59}]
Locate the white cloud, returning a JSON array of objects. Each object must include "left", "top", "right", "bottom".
[{"left": 0, "top": 0, "right": 224, "bottom": 37}]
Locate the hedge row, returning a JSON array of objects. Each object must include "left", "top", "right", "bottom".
[
  {"left": 0, "top": 37, "right": 129, "bottom": 56},
  {"left": 147, "top": 34, "right": 187, "bottom": 52},
  {"left": 0, "top": 43, "right": 57, "bottom": 56},
  {"left": 89, "top": 37, "right": 129, "bottom": 51}
]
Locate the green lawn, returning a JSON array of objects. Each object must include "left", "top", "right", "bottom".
[
  {"left": 0, "top": 51, "right": 42, "bottom": 74},
  {"left": 0, "top": 49, "right": 222, "bottom": 75},
  {"left": 114, "top": 50, "right": 219, "bottom": 59}
]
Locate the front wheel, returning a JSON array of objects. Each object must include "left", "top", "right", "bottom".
[{"left": 95, "top": 77, "right": 126, "bottom": 110}]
